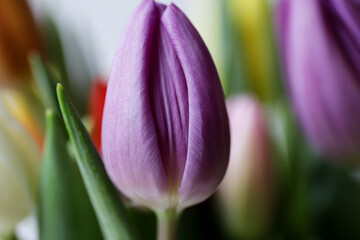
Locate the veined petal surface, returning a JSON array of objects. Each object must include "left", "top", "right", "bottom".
[
  {"left": 102, "top": 0, "right": 230, "bottom": 210},
  {"left": 102, "top": 0, "right": 168, "bottom": 209}
]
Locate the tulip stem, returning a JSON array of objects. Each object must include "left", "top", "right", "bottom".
[{"left": 156, "top": 209, "right": 180, "bottom": 240}]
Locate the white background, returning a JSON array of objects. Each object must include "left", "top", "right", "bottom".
[{"left": 27, "top": 0, "right": 191, "bottom": 79}]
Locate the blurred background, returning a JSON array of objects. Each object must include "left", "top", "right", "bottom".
[
  {"left": 2, "top": 0, "right": 360, "bottom": 239},
  {"left": 27, "top": 0, "right": 188, "bottom": 89}
]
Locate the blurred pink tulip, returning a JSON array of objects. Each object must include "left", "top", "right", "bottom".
[{"left": 219, "top": 95, "right": 274, "bottom": 239}]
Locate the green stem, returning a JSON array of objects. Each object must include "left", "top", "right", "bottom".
[{"left": 156, "top": 210, "right": 180, "bottom": 240}]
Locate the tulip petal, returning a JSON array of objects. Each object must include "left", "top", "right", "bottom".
[
  {"left": 161, "top": 4, "right": 230, "bottom": 208},
  {"left": 324, "top": 0, "right": 360, "bottom": 77},
  {"left": 279, "top": 0, "right": 360, "bottom": 160},
  {"left": 220, "top": 95, "right": 273, "bottom": 239},
  {"left": 102, "top": 0, "right": 169, "bottom": 208},
  {"left": 149, "top": 22, "right": 189, "bottom": 200}
]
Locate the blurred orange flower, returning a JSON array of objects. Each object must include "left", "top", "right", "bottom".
[{"left": 0, "top": 0, "right": 42, "bottom": 85}]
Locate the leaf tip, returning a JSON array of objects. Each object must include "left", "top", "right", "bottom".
[
  {"left": 45, "top": 108, "right": 54, "bottom": 118},
  {"left": 56, "top": 83, "right": 63, "bottom": 92},
  {"left": 45, "top": 108, "right": 56, "bottom": 124},
  {"left": 45, "top": 108, "right": 55, "bottom": 138},
  {"left": 56, "top": 83, "right": 64, "bottom": 99}
]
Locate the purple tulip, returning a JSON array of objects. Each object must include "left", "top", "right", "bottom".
[
  {"left": 101, "top": 0, "right": 230, "bottom": 211},
  {"left": 277, "top": 0, "right": 360, "bottom": 162}
]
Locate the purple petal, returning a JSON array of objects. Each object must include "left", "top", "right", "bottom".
[
  {"left": 278, "top": 0, "right": 360, "bottom": 161},
  {"left": 103, "top": 0, "right": 230, "bottom": 210},
  {"left": 149, "top": 21, "right": 189, "bottom": 202},
  {"left": 102, "top": 0, "right": 169, "bottom": 208},
  {"left": 161, "top": 4, "right": 230, "bottom": 208}
]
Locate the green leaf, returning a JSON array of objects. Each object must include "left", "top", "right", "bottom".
[
  {"left": 40, "top": 16, "right": 69, "bottom": 89},
  {"left": 29, "top": 53, "right": 60, "bottom": 114},
  {"left": 56, "top": 84, "right": 139, "bottom": 240},
  {"left": 39, "top": 109, "right": 103, "bottom": 240}
]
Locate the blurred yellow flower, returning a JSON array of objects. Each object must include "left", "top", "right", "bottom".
[
  {"left": 0, "top": 88, "right": 44, "bottom": 148},
  {"left": 227, "top": 0, "right": 280, "bottom": 101},
  {"left": 0, "top": 92, "right": 40, "bottom": 238}
]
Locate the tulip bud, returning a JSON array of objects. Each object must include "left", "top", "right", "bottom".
[
  {"left": 0, "top": 92, "right": 40, "bottom": 237},
  {"left": 219, "top": 95, "right": 273, "bottom": 239},
  {"left": 88, "top": 78, "right": 107, "bottom": 152},
  {"left": 102, "top": 0, "right": 230, "bottom": 212},
  {"left": 277, "top": 0, "right": 360, "bottom": 162},
  {"left": 0, "top": 0, "right": 42, "bottom": 84}
]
